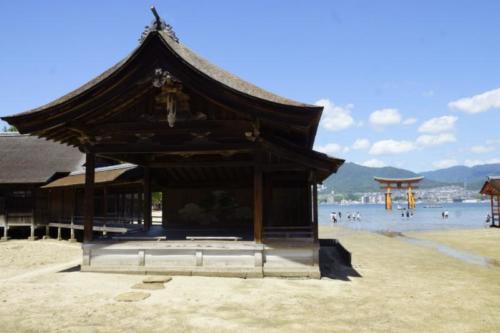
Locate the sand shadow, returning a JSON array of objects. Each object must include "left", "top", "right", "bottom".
[
  {"left": 319, "top": 239, "right": 362, "bottom": 281},
  {"left": 58, "top": 265, "right": 81, "bottom": 273}
]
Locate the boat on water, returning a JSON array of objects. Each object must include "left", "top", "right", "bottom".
[
  {"left": 463, "top": 199, "right": 479, "bottom": 203},
  {"left": 423, "top": 204, "right": 443, "bottom": 208}
]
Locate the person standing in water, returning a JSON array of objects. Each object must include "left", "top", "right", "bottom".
[{"left": 330, "top": 211, "right": 337, "bottom": 224}]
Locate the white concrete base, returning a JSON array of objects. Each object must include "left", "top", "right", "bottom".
[{"left": 81, "top": 240, "right": 320, "bottom": 278}]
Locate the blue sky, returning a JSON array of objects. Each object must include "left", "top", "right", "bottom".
[{"left": 0, "top": 1, "right": 499, "bottom": 172}]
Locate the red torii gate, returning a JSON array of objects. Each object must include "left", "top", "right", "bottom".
[{"left": 374, "top": 176, "right": 424, "bottom": 210}]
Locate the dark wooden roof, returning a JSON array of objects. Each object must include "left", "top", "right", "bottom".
[
  {"left": 0, "top": 19, "right": 343, "bottom": 179},
  {"left": 3, "top": 31, "right": 322, "bottom": 133},
  {"left": 0, "top": 133, "right": 84, "bottom": 184},
  {"left": 42, "top": 164, "right": 140, "bottom": 188},
  {"left": 480, "top": 177, "right": 500, "bottom": 196}
]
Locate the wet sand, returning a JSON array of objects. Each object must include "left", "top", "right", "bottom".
[
  {"left": 0, "top": 227, "right": 499, "bottom": 332},
  {"left": 406, "top": 228, "right": 500, "bottom": 260}
]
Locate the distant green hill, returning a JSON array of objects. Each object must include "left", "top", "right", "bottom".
[
  {"left": 321, "top": 162, "right": 500, "bottom": 194},
  {"left": 421, "top": 163, "right": 500, "bottom": 190},
  {"left": 321, "top": 162, "right": 446, "bottom": 194}
]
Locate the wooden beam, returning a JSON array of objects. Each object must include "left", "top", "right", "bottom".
[
  {"left": 253, "top": 152, "right": 263, "bottom": 243},
  {"left": 83, "top": 152, "right": 95, "bottom": 242},
  {"left": 90, "top": 143, "right": 254, "bottom": 155},
  {"left": 143, "top": 167, "right": 152, "bottom": 231}
]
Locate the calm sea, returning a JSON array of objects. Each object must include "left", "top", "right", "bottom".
[{"left": 319, "top": 202, "right": 491, "bottom": 232}]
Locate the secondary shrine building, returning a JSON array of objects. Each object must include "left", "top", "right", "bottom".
[{"left": 2, "top": 12, "right": 343, "bottom": 277}]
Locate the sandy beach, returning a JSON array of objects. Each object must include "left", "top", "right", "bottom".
[{"left": 0, "top": 227, "right": 499, "bottom": 333}]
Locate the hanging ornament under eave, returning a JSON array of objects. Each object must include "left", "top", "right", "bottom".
[{"left": 165, "top": 93, "right": 177, "bottom": 128}]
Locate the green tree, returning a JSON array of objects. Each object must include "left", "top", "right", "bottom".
[{"left": 2, "top": 125, "right": 18, "bottom": 132}]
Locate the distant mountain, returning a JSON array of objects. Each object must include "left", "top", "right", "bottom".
[
  {"left": 321, "top": 162, "right": 500, "bottom": 194},
  {"left": 421, "top": 163, "right": 500, "bottom": 190},
  {"left": 322, "top": 162, "right": 448, "bottom": 194}
]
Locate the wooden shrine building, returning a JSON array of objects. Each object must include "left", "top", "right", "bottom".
[
  {"left": 0, "top": 133, "right": 84, "bottom": 240},
  {"left": 2, "top": 9, "right": 344, "bottom": 277},
  {"left": 480, "top": 176, "right": 500, "bottom": 228},
  {"left": 374, "top": 176, "right": 423, "bottom": 210}
]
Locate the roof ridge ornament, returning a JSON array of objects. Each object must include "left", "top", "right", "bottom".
[{"left": 139, "top": 6, "right": 179, "bottom": 43}]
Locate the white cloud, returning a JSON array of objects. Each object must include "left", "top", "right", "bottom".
[
  {"left": 418, "top": 116, "right": 457, "bottom": 133},
  {"left": 315, "top": 99, "right": 355, "bottom": 131},
  {"left": 432, "top": 159, "right": 459, "bottom": 169},
  {"left": 402, "top": 117, "right": 417, "bottom": 125},
  {"left": 416, "top": 133, "right": 457, "bottom": 147},
  {"left": 369, "top": 139, "right": 416, "bottom": 155},
  {"left": 469, "top": 145, "right": 495, "bottom": 154},
  {"left": 369, "top": 108, "right": 402, "bottom": 126},
  {"left": 422, "top": 90, "right": 435, "bottom": 97},
  {"left": 314, "top": 143, "right": 347, "bottom": 155},
  {"left": 464, "top": 158, "right": 500, "bottom": 167},
  {"left": 486, "top": 139, "right": 500, "bottom": 145},
  {"left": 352, "top": 138, "right": 370, "bottom": 150},
  {"left": 449, "top": 88, "right": 500, "bottom": 114},
  {"left": 361, "top": 159, "right": 386, "bottom": 168}
]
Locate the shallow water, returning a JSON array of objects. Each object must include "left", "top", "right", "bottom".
[
  {"left": 401, "top": 236, "right": 493, "bottom": 268},
  {"left": 319, "top": 202, "right": 491, "bottom": 232}
]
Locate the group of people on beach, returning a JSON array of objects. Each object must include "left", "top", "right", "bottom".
[
  {"left": 401, "top": 208, "right": 414, "bottom": 218},
  {"left": 441, "top": 210, "right": 449, "bottom": 219},
  {"left": 330, "top": 211, "right": 361, "bottom": 223}
]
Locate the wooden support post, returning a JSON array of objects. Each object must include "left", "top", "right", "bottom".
[
  {"left": 312, "top": 182, "right": 319, "bottom": 241},
  {"left": 162, "top": 190, "right": 168, "bottom": 228},
  {"left": 490, "top": 195, "right": 495, "bottom": 227},
  {"left": 497, "top": 195, "right": 500, "bottom": 227},
  {"left": 103, "top": 186, "right": 108, "bottom": 224},
  {"left": 143, "top": 167, "right": 152, "bottom": 231},
  {"left": 57, "top": 227, "right": 61, "bottom": 241},
  {"left": 1, "top": 218, "right": 8, "bottom": 241},
  {"left": 138, "top": 189, "right": 143, "bottom": 224},
  {"left": 29, "top": 224, "right": 35, "bottom": 241},
  {"left": 83, "top": 152, "right": 95, "bottom": 242},
  {"left": 45, "top": 225, "right": 50, "bottom": 239},
  {"left": 253, "top": 154, "right": 263, "bottom": 243},
  {"left": 69, "top": 215, "right": 76, "bottom": 242},
  {"left": 29, "top": 189, "right": 36, "bottom": 240}
]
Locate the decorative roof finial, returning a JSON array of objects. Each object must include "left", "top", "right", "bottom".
[
  {"left": 139, "top": 6, "right": 179, "bottom": 43},
  {"left": 150, "top": 6, "right": 163, "bottom": 31}
]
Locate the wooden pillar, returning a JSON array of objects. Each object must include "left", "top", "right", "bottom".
[
  {"left": 161, "top": 190, "right": 168, "bottom": 228},
  {"left": 490, "top": 195, "right": 495, "bottom": 227},
  {"left": 83, "top": 152, "right": 95, "bottom": 242},
  {"left": 103, "top": 186, "right": 108, "bottom": 223},
  {"left": 497, "top": 194, "right": 500, "bottom": 227},
  {"left": 138, "top": 189, "right": 143, "bottom": 224},
  {"left": 143, "top": 167, "right": 152, "bottom": 231},
  {"left": 253, "top": 154, "right": 263, "bottom": 243},
  {"left": 29, "top": 189, "right": 36, "bottom": 240},
  {"left": 312, "top": 182, "right": 319, "bottom": 241}
]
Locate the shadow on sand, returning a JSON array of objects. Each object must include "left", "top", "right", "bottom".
[
  {"left": 319, "top": 239, "right": 361, "bottom": 281},
  {"left": 58, "top": 265, "right": 81, "bottom": 273}
]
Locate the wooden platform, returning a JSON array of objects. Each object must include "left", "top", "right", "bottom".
[{"left": 81, "top": 240, "right": 320, "bottom": 278}]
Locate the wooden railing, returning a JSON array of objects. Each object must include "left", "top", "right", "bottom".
[{"left": 263, "top": 226, "right": 314, "bottom": 240}]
